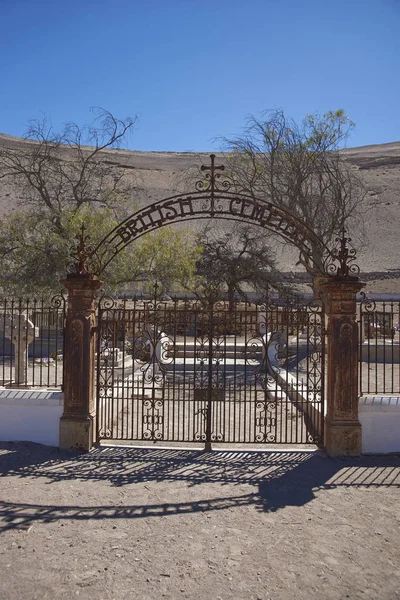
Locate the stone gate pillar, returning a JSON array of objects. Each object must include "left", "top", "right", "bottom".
[
  {"left": 59, "top": 226, "right": 102, "bottom": 451},
  {"left": 320, "top": 276, "right": 364, "bottom": 456}
]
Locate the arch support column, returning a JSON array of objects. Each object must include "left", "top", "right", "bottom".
[
  {"left": 320, "top": 277, "right": 364, "bottom": 456},
  {"left": 59, "top": 274, "right": 102, "bottom": 451}
]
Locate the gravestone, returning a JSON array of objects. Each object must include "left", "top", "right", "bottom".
[{"left": 4, "top": 314, "right": 38, "bottom": 386}]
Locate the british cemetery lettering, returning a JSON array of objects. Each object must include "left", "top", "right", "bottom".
[{"left": 91, "top": 193, "right": 316, "bottom": 274}]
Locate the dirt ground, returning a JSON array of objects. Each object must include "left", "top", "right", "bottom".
[{"left": 0, "top": 442, "right": 399, "bottom": 600}]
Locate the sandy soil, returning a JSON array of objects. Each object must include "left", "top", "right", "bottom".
[{"left": 0, "top": 441, "right": 399, "bottom": 600}]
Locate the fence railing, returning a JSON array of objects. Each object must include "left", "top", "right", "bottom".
[
  {"left": 359, "top": 299, "right": 400, "bottom": 395},
  {"left": 0, "top": 296, "right": 66, "bottom": 389},
  {"left": 0, "top": 291, "right": 397, "bottom": 396}
]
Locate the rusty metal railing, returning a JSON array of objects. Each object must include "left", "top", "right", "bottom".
[
  {"left": 359, "top": 298, "right": 400, "bottom": 395},
  {"left": 0, "top": 295, "right": 66, "bottom": 389}
]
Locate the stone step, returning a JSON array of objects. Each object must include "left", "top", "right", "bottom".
[{"left": 169, "top": 341, "right": 263, "bottom": 360}]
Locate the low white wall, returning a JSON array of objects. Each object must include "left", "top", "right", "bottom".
[
  {"left": 0, "top": 387, "right": 398, "bottom": 454},
  {"left": 359, "top": 396, "right": 400, "bottom": 454},
  {"left": 0, "top": 389, "right": 63, "bottom": 447}
]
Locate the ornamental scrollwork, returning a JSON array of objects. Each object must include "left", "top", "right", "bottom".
[
  {"left": 195, "top": 154, "right": 231, "bottom": 195},
  {"left": 323, "top": 228, "right": 360, "bottom": 278},
  {"left": 359, "top": 291, "right": 376, "bottom": 313}
]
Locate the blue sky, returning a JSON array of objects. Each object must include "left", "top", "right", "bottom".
[{"left": 0, "top": 0, "right": 399, "bottom": 151}]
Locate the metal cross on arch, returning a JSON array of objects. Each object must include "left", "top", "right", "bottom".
[
  {"left": 195, "top": 153, "right": 231, "bottom": 215},
  {"left": 200, "top": 153, "right": 225, "bottom": 197}
]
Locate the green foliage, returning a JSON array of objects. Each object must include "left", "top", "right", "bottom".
[
  {"left": 0, "top": 109, "right": 200, "bottom": 295},
  {"left": 103, "top": 227, "right": 201, "bottom": 294},
  {"left": 194, "top": 224, "right": 285, "bottom": 306},
  {"left": 223, "top": 108, "right": 366, "bottom": 274},
  {"left": 0, "top": 205, "right": 200, "bottom": 295}
]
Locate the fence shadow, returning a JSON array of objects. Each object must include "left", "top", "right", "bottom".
[{"left": 0, "top": 442, "right": 399, "bottom": 532}]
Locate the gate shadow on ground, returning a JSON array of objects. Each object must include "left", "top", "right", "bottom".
[{"left": 0, "top": 442, "right": 399, "bottom": 532}]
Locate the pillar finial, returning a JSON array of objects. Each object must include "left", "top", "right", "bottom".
[{"left": 68, "top": 224, "right": 93, "bottom": 277}]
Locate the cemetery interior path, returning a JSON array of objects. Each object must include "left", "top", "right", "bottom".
[{"left": 0, "top": 441, "right": 399, "bottom": 600}]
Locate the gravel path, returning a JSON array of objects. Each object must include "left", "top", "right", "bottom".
[{"left": 0, "top": 441, "right": 399, "bottom": 600}]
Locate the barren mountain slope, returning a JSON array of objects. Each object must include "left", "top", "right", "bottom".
[
  {"left": 342, "top": 143, "right": 400, "bottom": 291},
  {"left": 1, "top": 134, "right": 399, "bottom": 292}
]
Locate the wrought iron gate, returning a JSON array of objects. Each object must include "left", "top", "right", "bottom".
[{"left": 96, "top": 293, "right": 325, "bottom": 446}]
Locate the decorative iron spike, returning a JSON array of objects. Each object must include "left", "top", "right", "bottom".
[
  {"left": 153, "top": 281, "right": 159, "bottom": 300},
  {"left": 322, "top": 226, "right": 360, "bottom": 279},
  {"left": 336, "top": 228, "right": 352, "bottom": 277},
  {"left": 73, "top": 223, "right": 92, "bottom": 275}
]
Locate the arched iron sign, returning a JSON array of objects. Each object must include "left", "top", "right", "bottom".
[{"left": 73, "top": 154, "right": 358, "bottom": 278}]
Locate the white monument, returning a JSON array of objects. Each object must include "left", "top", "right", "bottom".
[{"left": 4, "top": 314, "right": 38, "bottom": 386}]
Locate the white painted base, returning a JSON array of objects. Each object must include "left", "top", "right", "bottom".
[
  {"left": 0, "top": 387, "right": 398, "bottom": 454},
  {"left": 359, "top": 396, "right": 400, "bottom": 454},
  {"left": 0, "top": 389, "right": 63, "bottom": 447}
]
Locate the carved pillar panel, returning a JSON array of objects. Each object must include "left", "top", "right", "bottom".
[
  {"left": 59, "top": 275, "right": 102, "bottom": 451},
  {"left": 320, "top": 277, "right": 364, "bottom": 456}
]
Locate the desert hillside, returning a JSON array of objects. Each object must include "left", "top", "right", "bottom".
[{"left": 0, "top": 133, "right": 399, "bottom": 293}]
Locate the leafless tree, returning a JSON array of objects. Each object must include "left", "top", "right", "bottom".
[
  {"left": 222, "top": 109, "right": 368, "bottom": 273},
  {"left": 0, "top": 108, "right": 137, "bottom": 233},
  {"left": 195, "top": 223, "right": 288, "bottom": 308}
]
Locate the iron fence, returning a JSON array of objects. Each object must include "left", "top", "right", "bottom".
[
  {"left": 0, "top": 296, "right": 66, "bottom": 388},
  {"left": 359, "top": 298, "right": 400, "bottom": 395}
]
